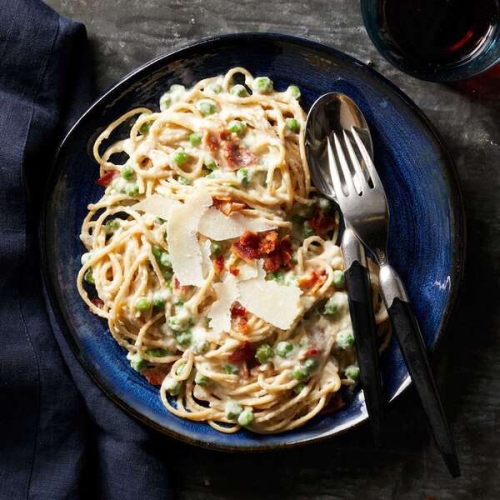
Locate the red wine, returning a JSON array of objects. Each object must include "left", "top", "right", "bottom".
[{"left": 381, "top": 0, "right": 499, "bottom": 67}]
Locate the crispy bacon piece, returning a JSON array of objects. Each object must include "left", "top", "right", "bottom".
[
  {"left": 300, "top": 347, "right": 320, "bottom": 359},
  {"left": 298, "top": 269, "right": 327, "bottom": 290},
  {"left": 143, "top": 366, "right": 170, "bottom": 386},
  {"left": 228, "top": 341, "right": 255, "bottom": 363},
  {"left": 229, "top": 265, "right": 240, "bottom": 276},
  {"left": 213, "top": 196, "right": 248, "bottom": 216},
  {"left": 231, "top": 231, "right": 292, "bottom": 272},
  {"left": 205, "top": 130, "right": 220, "bottom": 152},
  {"left": 235, "top": 316, "right": 249, "bottom": 334},
  {"left": 231, "top": 304, "right": 247, "bottom": 317},
  {"left": 95, "top": 170, "right": 119, "bottom": 187},
  {"left": 213, "top": 255, "right": 225, "bottom": 274},
  {"left": 204, "top": 129, "right": 256, "bottom": 170},
  {"left": 309, "top": 207, "right": 336, "bottom": 236},
  {"left": 173, "top": 276, "right": 190, "bottom": 298},
  {"left": 90, "top": 298, "right": 104, "bottom": 309},
  {"left": 221, "top": 140, "right": 257, "bottom": 170}
]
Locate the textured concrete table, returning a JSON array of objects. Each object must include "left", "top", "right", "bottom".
[{"left": 45, "top": 1, "right": 500, "bottom": 498}]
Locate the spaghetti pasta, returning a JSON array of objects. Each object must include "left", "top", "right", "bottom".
[{"left": 77, "top": 68, "right": 389, "bottom": 433}]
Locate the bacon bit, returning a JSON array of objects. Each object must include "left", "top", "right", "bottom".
[
  {"left": 143, "top": 367, "right": 169, "bottom": 386},
  {"left": 228, "top": 341, "right": 255, "bottom": 363},
  {"left": 298, "top": 270, "right": 327, "bottom": 290},
  {"left": 229, "top": 265, "right": 240, "bottom": 276},
  {"left": 95, "top": 170, "right": 119, "bottom": 187},
  {"left": 213, "top": 255, "right": 225, "bottom": 274},
  {"left": 90, "top": 298, "right": 104, "bottom": 309},
  {"left": 205, "top": 130, "right": 220, "bottom": 152},
  {"left": 309, "top": 207, "right": 337, "bottom": 236},
  {"left": 235, "top": 316, "right": 249, "bottom": 334},
  {"left": 320, "top": 394, "right": 345, "bottom": 415},
  {"left": 301, "top": 347, "right": 320, "bottom": 359},
  {"left": 173, "top": 276, "right": 190, "bottom": 298},
  {"left": 213, "top": 196, "right": 248, "bottom": 216},
  {"left": 231, "top": 231, "right": 292, "bottom": 272},
  {"left": 221, "top": 140, "right": 257, "bottom": 170},
  {"left": 231, "top": 304, "right": 247, "bottom": 317}
]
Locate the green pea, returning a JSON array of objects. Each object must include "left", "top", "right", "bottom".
[
  {"left": 164, "top": 377, "right": 183, "bottom": 396},
  {"left": 292, "top": 365, "right": 309, "bottom": 381},
  {"left": 152, "top": 290, "right": 168, "bottom": 309},
  {"left": 287, "top": 85, "right": 301, "bottom": 99},
  {"left": 210, "top": 241, "right": 223, "bottom": 257},
  {"left": 173, "top": 150, "right": 188, "bottom": 166},
  {"left": 175, "top": 363, "right": 186, "bottom": 376},
  {"left": 345, "top": 365, "right": 360, "bottom": 381},
  {"left": 256, "top": 344, "right": 274, "bottom": 364},
  {"left": 336, "top": 330, "right": 355, "bottom": 350},
  {"left": 104, "top": 219, "right": 120, "bottom": 235},
  {"left": 84, "top": 268, "right": 95, "bottom": 285},
  {"left": 160, "top": 92, "right": 171, "bottom": 111},
  {"left": 303, "top": 221, "right": 315, "bottom": 238},
  {"left": 286, "top": 118, "right": 300, "bottom": 133},
  {"left": 197, "top": 100, "right": 216, "bottom": 116},
  {"left": 121, "top": 164, "right": 135, "bottom": 180},
  {"left": 253, "top": 76, "right": 273, "bottom": 94},
  {"left": 129, "top": 353, "right": 147, "bottom": 372},
  {"left": 332, "top": 270, "right": 345, "bottom": 289},
  {"left": 135, "top": 297, "right": 151, "bottom": 312},
  {"left": 276, "top": 341, "right": 293, "bottom": 358},
  {"left": 230, "top": 84, "right": 249, "bottom": 97},
  {"left": 177, "top": 176, "right": 191, "bottom": 185},
  {"left": 146, "top": 347, "right": 170, "bottom": 357},
  {"left": 193, "top": 339, "right": 210, "bottom": 355},
  {"left": 175, "top": 331, "right": 192, "bottom": 347},
  {"left": 324, "top": 294, "right": 343, "bottom": 316},
  {"left": 237, "top": 408, "right": 254, "bottom": 427},
  {"left": 225, "top": 401, "right": 243, "bottom": 420},
  {"left": 159, "top": 252, "right": 171, "bottom": 268},
  {"left": 267, "top": 270, "right": 283, "bottom": 282},
  {"left": 223, "top": 364, "right": 239, "bottom": 375},
  {"left": 237, "top": 168, "right": 250, "bottom": 186},
  {"left": 293, "top": 382, "right": 306, "bottom": 394},
  {"left": 204, "top": 158, "right": 218, "bottom": 171},
  {"left": 195, "top": 372, "right": 210, "bottom": 385},
  {"left": 228, "top": 120, "right": 246, "bottom": 135},
  {"left": 189, "top": 133, "right": 202, "bottom": 147},
  {"left": 139, "top": 120, "right": 152, "bottom": 135},
  {"left": 303, "top": 358, "right": 318, "bottom": 373},
  {"left": 206, "top": 83, "right": 222, "bottom": 94},
  {"left": 126, "top": 183, "right": 139, "bottom": 196}
]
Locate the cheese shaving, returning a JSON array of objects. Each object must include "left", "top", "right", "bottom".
[
  {"left": 133, "top": 194, "right": 180, "bottom": 221},
  {"left": 207, "top": 275, "right": 239, "bottom": 335},
  {"left": 167, "top": 189, "right": 212, "bottom": 286},
  {"left": 237, "top": 278, "right": 302, "bottom": 330},
  {"left": 198, "top": 207, "right": 275, "bottom": 241}
]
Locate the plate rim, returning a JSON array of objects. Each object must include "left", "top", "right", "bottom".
[{"left": 40, "top": 32, "right": 466, "bottom": 451}]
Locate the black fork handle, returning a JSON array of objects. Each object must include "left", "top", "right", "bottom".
[
  {"left": 341, "top": 229, "right": 384, "bottom": 444},
  {"left": 380, "top": 264, "right": 460, "bottom": 477}
]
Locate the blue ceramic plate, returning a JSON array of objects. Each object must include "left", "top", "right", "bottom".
[{"left": 41, "top": 33, "right": 465, "bottom": 450}]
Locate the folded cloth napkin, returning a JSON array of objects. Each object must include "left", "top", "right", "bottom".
[{"left": 0, "top": 1, "right": 173, "bottom": 498}]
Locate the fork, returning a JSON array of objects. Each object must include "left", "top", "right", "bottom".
[{"left": 327, "top": 129, "right": 460, "bottom": 478}]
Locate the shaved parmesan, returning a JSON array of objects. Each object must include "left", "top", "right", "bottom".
[
  {"left": 167, "top": 189, "right": 212, "bottom": 286},
  {"left": 200, "top": 239, "right": 212, "bottom": 278},
  {"left": 133, "top": 194, "right": 180, "bottom": 221},
  {"left": 236, "top": 261, "right": 259, "bottom": 281},
  {"left": 207, "top": 275, "right": 239, "bottom": 335},
  {"left": 198, "top": 207, "right": 275, "bottom": 241},
  {"left": 237, "top": 279, "right": 302, "bottom": 330}
]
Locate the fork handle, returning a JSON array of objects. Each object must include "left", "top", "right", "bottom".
[
  {"left": 379, "top": 265, "right": 460, "bottom": 477},
  {"left": 342, "top": 229, "right": 384, "bottom": 444}
]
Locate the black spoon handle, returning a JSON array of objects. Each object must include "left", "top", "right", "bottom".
[
  {"left": 342, "top": 229, "right": 384, "bottom": 443},
  {"left": 380, "top": 264, "right": 460, "bottom": 477}
]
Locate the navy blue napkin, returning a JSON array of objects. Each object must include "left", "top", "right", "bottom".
[{"left": 0, "top": 1, "right": 173, "bottom": 498}]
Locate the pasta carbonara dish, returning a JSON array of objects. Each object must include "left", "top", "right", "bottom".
[{"left": 77, "top": 68, "right": 388, "bottom": 433}]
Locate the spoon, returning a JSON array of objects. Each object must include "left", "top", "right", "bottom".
[{"left": 305, "top": 93, "right": 384, "bottom": 443}]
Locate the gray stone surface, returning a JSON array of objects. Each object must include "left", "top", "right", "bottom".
[{"left": 45, "top": 0, "right": 500, "bottom": 498}]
